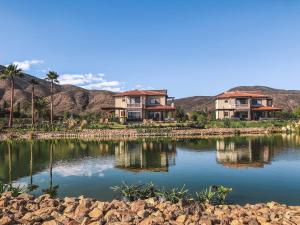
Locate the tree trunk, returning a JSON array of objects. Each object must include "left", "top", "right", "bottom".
[
  {"left": 31, "top": 85, "right": 35, "bottom": 126},
  {"left": 50, "top": 81, "right": 53, "bottom": 124},
  {"left": 8, "top": 79, "right": 14, "bottom": 128}
]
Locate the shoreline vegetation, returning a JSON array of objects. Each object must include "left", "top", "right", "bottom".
[{"left": 0, "top": 127, "right": 283, "bottom": 141}]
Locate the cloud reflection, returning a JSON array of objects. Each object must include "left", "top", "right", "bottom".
[{"left": 52, "top": 158, "right": 114, "bottom": 177}]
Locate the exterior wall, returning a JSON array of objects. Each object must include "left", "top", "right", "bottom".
[
  {"left": 114, "top": 94, "right": 173, "bottom": 121},
  {"left": 216, "top": 96, "right": 275, "bottom": 120}
]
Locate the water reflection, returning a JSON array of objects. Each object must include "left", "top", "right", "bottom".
[
  {"left": 216, "top": 139, "right": 271, "bottom": 168},
  {"left": 115, "top": 141, "right": 176, "bottom": 172},
  {"left": 0, "top": 135, "right": 300, "bottom": 204}
]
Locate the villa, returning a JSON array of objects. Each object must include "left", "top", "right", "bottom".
[
  {"left": 105, "top": 90, "right": 176, "bottom": 123},
  {"left": 215, "top": 91, "right": 282, "bottom": 120}
]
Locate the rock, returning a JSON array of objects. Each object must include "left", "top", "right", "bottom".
[
  {"left": 22, "top": 212, "right": 34, "bottom": 221},
  {"left": 231, "top": 219, "right": 242, "bottom": 225},
  {"left": 176, "top": 215, "right": 187, "bottom": 223},
  {"left": 43, "top": 219, "right": 62, "bottom": 225},
  {"left": 138, "top": 217, "right": 152, "bottom": 225},
  {"left": 18, "top": 193, "right": 34, "bottom": 200},
  {"left": 145, "top": 198, "right": 156, "bottom": 205},
  {"left": 0, "top": 198, "right": 8, "bottom": 207},
  {"left": 88, "top": 208, "right": 103, "bottom": 218},
  {"left": 0, "top": 216, "right": 12, "bottom": 225},
  {"left": 131, "top": 200, "right": 146, "bottom": 213}
]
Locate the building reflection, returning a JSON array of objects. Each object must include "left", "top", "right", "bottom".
[
  {"left": 114, "top": 141, "right": 176, "bottom": 172},
  {"left": 216, "top": 139, "right": 271, "bottom": 168}
]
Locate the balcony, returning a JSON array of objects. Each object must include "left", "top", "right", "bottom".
[
  {"left": 127, "top": 103, "right": 141, "bottom": 108},
  {"left": 235, "top": 103, "right": 250, "bottom": 109}
]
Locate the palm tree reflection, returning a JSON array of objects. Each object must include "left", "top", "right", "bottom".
[
  {"left": 42, "top": 142, "right": 59, "bottom": 197},
  {"left": 28, "top": 142, "right": 39, "bottom": 192}
]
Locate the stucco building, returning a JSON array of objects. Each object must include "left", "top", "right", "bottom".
[
  {"left": 215, "top": 91, "right": 281, "bottom": 120},
  {"left": 106, "top": 90, "right": 176, "bottom": 122}
]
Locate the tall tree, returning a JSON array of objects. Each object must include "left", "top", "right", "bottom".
[
  {"left": 0, "top": 64, "right": 23, "bottom": 127},
  {"left": 29, "top": 79, "right": 39, "bottom": 126},
  {"left": 45, "top": 71, "right": 59, "bottom": 124}
]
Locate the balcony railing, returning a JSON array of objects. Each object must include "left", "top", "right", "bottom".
[
  {"left": 127, "top": 103, "right": 141, "bottom": 108},
  {"left": 235, "top": 103, "right": 250, "bottom": 109}
]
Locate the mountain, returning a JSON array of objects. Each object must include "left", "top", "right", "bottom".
[
  {"left": 175, "top": 86, "right": 300, "bottom": 112},
  {"left": 0, "top": 65, "right": 299, "bottom": 115},
  {"left": 0, "top": 65, "right": 114, "bottom": 116}
]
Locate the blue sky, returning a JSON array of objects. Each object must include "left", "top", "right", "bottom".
[{"left": 0, "top": 0, "right": 299, "bottom": 98}]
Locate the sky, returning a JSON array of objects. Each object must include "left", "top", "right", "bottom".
[{"left": 0, "top": 0, "right": 299, "bottom": 98}]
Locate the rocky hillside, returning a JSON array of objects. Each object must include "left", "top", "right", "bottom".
[
  {"left": 175, "top": 86, "right": 300, "bottom": 112},
  {"left": 0, "top": 65, "right": 114, "bottom": 116},
  {"left": 1, "top": 65, "right": 299, "bottom": 115}
]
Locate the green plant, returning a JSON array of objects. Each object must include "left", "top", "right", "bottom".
[
  {"left": 195, "top": 185, "right": 232, "bottom": 205},
  {"left": 111, "top": 182, "right": 144, "bottom": 201},
  {"left": 0, "top": 181, "right": 28, "bottom": 197},
  {"left": 156, "top": 185, "right": 190, "bottom": 203}
]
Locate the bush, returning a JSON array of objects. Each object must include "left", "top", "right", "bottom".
[{"left": 111, "top": 182, "right": 232, "bottom": 205}]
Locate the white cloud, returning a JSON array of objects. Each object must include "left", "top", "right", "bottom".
[
  {"left": 9, "top": 60, "right": 44, "bottom": 71},
  {"left": 59, "top": 73, "right": 123, "bottom": 91}
]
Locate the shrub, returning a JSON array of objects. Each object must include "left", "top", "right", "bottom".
[
  {"left": 0, "top": 181, "right": 28, "bottom": 197},
  {"left": 111, "top": 182, "right": 232, "bottom": 205},
  {"left": 195, "top": 185, "right": 232, "bottom": 205}
]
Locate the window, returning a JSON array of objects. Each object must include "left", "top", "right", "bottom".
[
  {"left": 149, "top": 97, "right": 160, "bottom": 105},
  {"left": 236, "top": 98, "right": 248, "bottom": 105},
  {"left": 129, "top": 97, "right": 141, "bottom": 104},
  {"left": 128, "top": 111, "right": 141, "bottom": 119},
  {"left": 224, "top": 112, "right": 229, "bottom": 117},
  {"left": 224, "top": 100, "right": 229, "bottom": 103},
  {"left": 267, "top": 100, "right": 273, "bottom": 106},
  {"left": 252, "top": 99, "right": 262, "bottom": 106}
]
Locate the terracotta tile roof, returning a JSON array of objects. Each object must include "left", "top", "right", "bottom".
[
  {"left": 252, "top": 106, "right": 282, "bottom": 111},
  {"left": 145, "top": 105, "right": 176, "bottom": 110},
  {"left": 113, "top": 90, "right": 167, "bottom": 97},
  {"left": 217, "top": 91, "right": 269, "bottom": 99}
]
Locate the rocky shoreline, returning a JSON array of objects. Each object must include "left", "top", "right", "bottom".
[
  {"left": 0, "top": 192, "right": 299, "bottom": 225},
  {"left": 0, "top": 127, "right": 282, "bottom": 140}
]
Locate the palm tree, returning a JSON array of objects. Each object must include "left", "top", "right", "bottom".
[
  {"left": 29, "top": 79, "right": 39, "bottom": 126},
  {"left": 0, "top": 64, "right": 23, "bottom": 127},
  {"left": 45, "top": 71, "right": 59, "bottom": 124}
]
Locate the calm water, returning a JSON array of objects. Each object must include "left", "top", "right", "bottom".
[{"left": 1, "top": 135, "right": 300, "bottom": 205}]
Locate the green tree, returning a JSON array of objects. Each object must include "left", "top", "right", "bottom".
[
  {"left": 45, "top": 71, "right": 59, "bottom": 124},
  {"left": 0, "top": 64, "right": 24, "bottom": 127},
  {"left": 35, "top": 97, "right": 49, "bottom": 120},
  {"left": 175, "top": 107, "right": 187, "bottom": 122},
  {"left": 29, "top": 79, "right": 39, "bottom": 126},
  {"left": 293, "top": 106, "right": 300, "bottom": 119}
]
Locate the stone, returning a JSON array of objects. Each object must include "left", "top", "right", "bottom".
[
  {"left": 231, "top": 219, "right": 242, "bottom": 225},
  {"left": 43, "top": 220, "right": 61, "bottom": 225},
  {"left": 22, "top": 212, "right": 34, "bottom": 221},
  {"left": 88, "top": 208, "right": 103, "bottom": 218},
  {"left": 176, "top": 215, "right": 187, "bottom": 223},
  {"left": 138, "top": 217, "right": 152, "bottom": 225},
  {"left": 0, "top": 216, "right": 12, "bottom": 225},
  {"left": 131, "top": 200, "right": 146, "bottom": 213}
]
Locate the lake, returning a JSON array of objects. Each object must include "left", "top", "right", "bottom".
[{"left": 0, "top": 134, "right": 300, "bottom": 205}]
